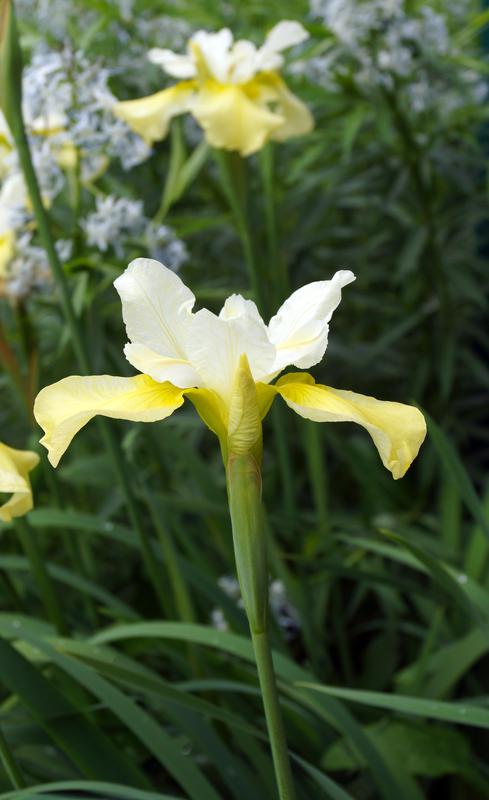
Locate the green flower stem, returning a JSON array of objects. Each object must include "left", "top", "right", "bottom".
[
  {"left": 143, "top": 489, "right": 196, "bottom": 623},
  {"left": 259, "top": 147, "right": 327, "bottom": 537},
  {"left": 259, "top": 144, "right": 289, "bottom": 304},
  {"left": 4, "top": 19, "right": 167, "bottom": 616},
  {"left": 15, "top": 517, "right": 65, "bottom": 634},
  {"left": 226, "top": 453, "right": 296, "bottom": 800},
  {"left": 0, "top": 726, "right": 24, "bottom": 789},
  {"left": 271, "top": 404, "right": 298, "bottom": 524},
  {"left": 303, "top": 421, "right": 329, "bottom": 537},
  {"left": 215, "top": 149, "right": 298, "bottom": 524},
  {"left": 10, "top": 126, "right": 88, "bottom": 371},
  {"left": 214, "top": 150, "right": 265, "bottom": 311}
]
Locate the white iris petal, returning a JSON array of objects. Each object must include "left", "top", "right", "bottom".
[{"left": 268, "top": 270, "right": 355, "bottom": 371}]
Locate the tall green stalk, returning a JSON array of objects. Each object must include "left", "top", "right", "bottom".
[
  {"left": 214, "top": 150, "right": 265, "bottom": 310},
  {"left": 15, "top": 517, "right": 65, "bottom": 634},
  {"left": 260, "top": 144, "right": 289, "bottom": 304},
  {"left": 215, "top": 149, "right": 299, "bottom": 523},
  {"left": 226, "top": 453, "right": 296, "bottom": 800},
  {"left": 0, "top": 726, "right": 23, "bottom": 789},
  {"left": 0, "top": 1, "right": 166, "bottom": 615},
  {"left": 259, "top": 145, "right": 329, "bottom": 538}
]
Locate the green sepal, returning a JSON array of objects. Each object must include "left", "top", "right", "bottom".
[{"left": 227, "top": 354, "right": 264, "bottom": 465}]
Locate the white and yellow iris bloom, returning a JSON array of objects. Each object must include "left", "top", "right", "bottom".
[
  {"left": 0, "top": 442, "right": 39, "bottom": 522},
  {"left": 114, "top": 21, "right": 314, "bottom": 157},
  {"left": 34, "top": 258, "right": 426, "bottom": 478}
]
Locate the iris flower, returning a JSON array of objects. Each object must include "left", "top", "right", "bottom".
[
  {"left": 114, "top": 21, "right": 314, "bottom": 157},
  {"left": 34, "top": 258, "right": 425, "bottom": 476},
  {"left": 0, "top": 441, "right": 39, "bottom": 522}
]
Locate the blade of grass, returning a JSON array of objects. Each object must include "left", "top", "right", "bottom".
[
  {"left": 90, "top": 622, "right": 413, "bottom": 800},
  {"left": 294, "top": 683, "right": 489, "bottom": 730},
  {"left": 0, "top": 638, "right": 149, "bottom": 787}
]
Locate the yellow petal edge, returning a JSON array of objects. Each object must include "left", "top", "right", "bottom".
[
  {"left": 34, "top": 374, "right": 186, "bottom": 467},
  {"left": 0, "top": 442, "right": 39, "bottom": 522},
  {"left": 274, "top": 373, "right": 426, "bottom": 479}
]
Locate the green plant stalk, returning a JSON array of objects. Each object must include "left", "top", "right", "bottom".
[
  {"left": 259, "top": 149, "right": 329, "bottom": 537},
  {"left": 143, "top": 489, "right": 195, "bottom": 622},
  {"left": 215, "top": 150, "right": 298, "bottom": 523},
  {"left": 259, "top": 144, "right": 289, "bottom": 304},
  {"left": 226, "top": 453, "right": 296, "bottom": 800},
  {"left": 0, "top": 726, "right": 23, "bottom": 789},
  {"left": 2, "top": 8, "right": 168, "bottom": 615},
  {"left": 214, "top": 150, "right": 264, "bottom": 310},
  {"left": 15, "top": 517, "right": 65, "bottom": 634},
  {"left": 303, "top": 421, "right": 329, "bottom": 536},
  {"left": 155, "top": 119, "right": 185, "bottom": 224},
  {"left": 270, "top": 404, "right": 297, "bottom": 523}
]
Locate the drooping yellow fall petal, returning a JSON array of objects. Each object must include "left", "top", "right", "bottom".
[
  {"left": 190, "top": 82, "right": 284, "bottom": 156},
  {"left": 0, "top": 442, "right": 39, "bottom": 522},
  {"left": 114, "top": 83, "right": 196, "bottom": 145},
  {"left": 34, "top": 374, "right": 186, "bottom": 467},
  {"left": 275, "top": 373, "right": 426, "bottom": 479},
  {"left": 259, "top": 74, "right": 314, "bottom": 142},
  {"left": 186, "top": 387, "right": 228, "bottom": 445}
]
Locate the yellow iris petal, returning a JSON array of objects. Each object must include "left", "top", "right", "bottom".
[
  {"left": 191, "top": 81, "right": 284, "bottom": 157},
  {"left": 257, "top": 74, "right": 314, "bottom": 142},
  {"left": 0, "top": 442, "right": 39, "bottom": 522},
  {"left": 114, "top": 83, "right": 196, "bottom": 145},
  {"left": 186, "top": 387, "right": 228, "bottom": 444},
  {"left": 188, "top": 360, "right": 278, "bottom": 462},
  {"left": 0, "top": 230, "right": 14, "bottom": 279},
  {"left": 275, "top": 373, "right": 426, "bottom": 479},
  {"left": 34, "top": 374, "right": 186, "bottom": 467}
]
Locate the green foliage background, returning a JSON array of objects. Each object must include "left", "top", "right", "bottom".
[{"left": 0, "top": 0, "right": 489, "bottom": 798}]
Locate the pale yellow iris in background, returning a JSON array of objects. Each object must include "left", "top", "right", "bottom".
[
  {"left": 0, "top": 441, "right": 39, "bottom": 522},
  {"left": 114, "top": 21, "right": 314, "bottom": 157},
  {"left": 0, "top": 172, "right": 25, "bottom": 278},
  {"left": 0, "top": 108, "right": 79, "bottom": 280},
  {"left": 34, "top": 258, "right": 426, "bottom": 477}
]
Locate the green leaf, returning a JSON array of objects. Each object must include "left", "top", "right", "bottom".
[
  {"left": 20, "top": 636, "right": 221, "bottom": 800},
  {"left": 323, "top": 720, "right": 489, "bottom": 794},
  {"left": 397, "top": 627, "right": 489, "bottom": 699},
  {"left": 0, "top": 782, "right": 179, "bottom": 799},
  {"left": 291, "top": 755, "right": 355, "bottom": 800},
  {"left": 295, "top": 682, "right": 489, "bottom": 729},
  {"left": 91, "top": 622, "right": 414, "bottom": 800},
  {"left": 0, "top": 639, "right": 148, "bottom": 787},
  {"left": 426, "top": 412, "right": 489, "bottom": 541},
  {"left": 0, "top": 556, "right": 138, "bottom": 619}
]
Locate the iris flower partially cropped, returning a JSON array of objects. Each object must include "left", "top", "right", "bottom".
[
  {"left": 114, "top": 21, "right": 314, "bottom": 156},
  {"left": 0, "top": 441, "right": 39, "bottom": 522},
  {"left": 34, "top": 258, "right": 426, "bottom": 477}
]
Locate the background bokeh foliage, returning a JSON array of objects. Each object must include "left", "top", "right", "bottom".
[{"left": 0, "top": 0, "right": 489, "bottom": 798}]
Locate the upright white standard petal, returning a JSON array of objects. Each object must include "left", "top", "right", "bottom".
[
  {"left": 257, "top": 21, "right": 309, "bottom": 71},
  {"left": 147, "top": 48, "right": 197, "bottom": 79},
  {"left": 186, "top": 294, "right": 276, "bottom": 402},
  {"left": 229, "top": 40, "right": 259, "bottom": 83},
  {"left": 268, "top": 270, "right": 355, "bottom": 371},
  {"left": 191, "top": 28, "right": 234, "bottom": 82},
  {"left": 114, "top": 258, "right": 201, "bottom": 388}
]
